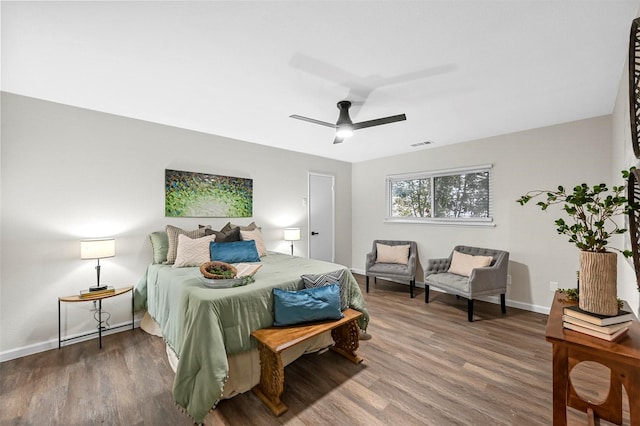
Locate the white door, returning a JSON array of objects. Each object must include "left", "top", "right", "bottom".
[{"left": 308, "top": 173, "right": 335, "bottom": 262}]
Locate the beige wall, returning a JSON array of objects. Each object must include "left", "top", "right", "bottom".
[
  {"left": 351, "top": 116, "right": 613, "bottom": 313},
  {"left": 0, "top": 92, "right": 352, "bottom": 359}
]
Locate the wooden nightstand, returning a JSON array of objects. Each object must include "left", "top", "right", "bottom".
[{"left": 58, "top": 286, "right": 134, "bottom": 349}]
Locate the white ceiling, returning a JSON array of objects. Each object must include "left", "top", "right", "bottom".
[{"left": 2, "top": 1, "right": 639, "bottom": 162}]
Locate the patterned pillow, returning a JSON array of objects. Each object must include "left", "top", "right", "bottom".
[
  {"left": 241, "top": 228, "right": 267, "bottom": 257},
  {"left": 173, "top": 234, "right": 216, "bottom": 267},
  {"left": 165, "top": 225, "right": 209, "bottom": 264},
  {"left": 301, "top": 269, "right": 348, "bottom": 310}
]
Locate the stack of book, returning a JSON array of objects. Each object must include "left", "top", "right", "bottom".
[
  {"left": 562, "top": 302, "right": 634, "bottom": 342},
  {"left": 79, "top": 286, "right": 115, "bottom": 298}
]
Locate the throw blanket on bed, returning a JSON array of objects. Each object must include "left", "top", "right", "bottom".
[{"left": 133, "top": 252, "right": 368, "bottom": 423}]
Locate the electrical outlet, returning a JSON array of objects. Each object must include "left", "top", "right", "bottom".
[
  {"left": 549, "top": 281, "right": 558, "bottom": 292},
  {"left": 507, "top": 275, "right": 512, "bottom": 286}
]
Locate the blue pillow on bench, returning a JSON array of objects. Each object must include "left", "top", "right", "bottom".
[{"left": 272, "top": 284, "right": 343, "bottom": 326}]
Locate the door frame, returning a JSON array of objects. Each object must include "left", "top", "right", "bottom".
[{"left": 307, "top": 172, "right": 335, "bottom": 263}]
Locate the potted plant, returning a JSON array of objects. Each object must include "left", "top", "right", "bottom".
[{"left": 516, "top": 169, "right": 638, "bottom": 315}]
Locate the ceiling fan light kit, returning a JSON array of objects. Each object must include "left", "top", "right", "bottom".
[
  {"left": 290, "top": 100, "right": 406, "bottom": 144},
  {"left": 335, "top": 123, "right": 353, "bottom": 138}
]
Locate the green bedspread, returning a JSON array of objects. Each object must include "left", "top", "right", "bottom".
[{"left": 133, "top": 252, "right": 368, "bottom": 423}]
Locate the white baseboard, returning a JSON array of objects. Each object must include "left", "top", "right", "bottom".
[
  {"left": 0, "top": 318, "right": 142, "bottom": 362},
  {"left": 3, "top": 272, "right": 552, "bottom": 362},
  {"left": 350, "top": 268, "right": 551, "bottom": 315}
]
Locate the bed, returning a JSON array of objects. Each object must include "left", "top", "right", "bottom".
[{"left": 133, "top": 252, "right": 369, "bottom": 423}]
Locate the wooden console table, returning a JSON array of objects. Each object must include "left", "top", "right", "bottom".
[{"left": 545, "top": 292, "right": 640, "bottom": 425}]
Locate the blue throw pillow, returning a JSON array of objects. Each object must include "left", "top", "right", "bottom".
[
  {"left": 210, "top": 240, "right": 260, "bottom": 263},
  {"left": 272, "top": 284, "right": 343, "bottom": 327}
]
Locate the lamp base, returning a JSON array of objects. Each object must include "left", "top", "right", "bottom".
[{"left": 89, "top": 285, "right": 108, "bottom": 292}]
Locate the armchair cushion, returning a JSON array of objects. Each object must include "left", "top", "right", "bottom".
[
  {"left": 368, "top": 262, "right": 411, "bottom": 276},
  {"left": 375, "top": 243, "right": 410, "bottom": 265},
  {"left": 448, "top": 251, "right": 493, "bottom": 277},
  {"left": 425, "top": 272, "right": 471, "bottom": 293}
]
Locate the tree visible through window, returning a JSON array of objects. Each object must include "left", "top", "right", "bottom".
[
  {"left": 387, "top": 166, "right": 492, "bottom": 222},
  {"left": 391, "top": 178, "right": 431, "bottom": 217}
]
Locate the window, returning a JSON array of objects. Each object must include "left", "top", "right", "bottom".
[{"left": 386, "top": 165, "right": 493, "bottom": 225}]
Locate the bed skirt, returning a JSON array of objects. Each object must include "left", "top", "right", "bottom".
[{"left": 140, "top": 311, "right": 334, "bottom": 399}]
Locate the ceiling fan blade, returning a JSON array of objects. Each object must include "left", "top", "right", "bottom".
[
  {"left": 333, "top": 135, "right": 344, "bottom": 144},
  {"left": 353, "top": 114, "right": 407, "bottom": 130},
  {"left": 289, "top": 114, "right": 336, "bottom": 128}
]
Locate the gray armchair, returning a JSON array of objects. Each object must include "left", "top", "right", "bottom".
[
  {"left": 365, "top": 240, "right": 418, "bottom": 298},
  {"left": 424, "top": 245, "right": 509, "bottom": 321}
]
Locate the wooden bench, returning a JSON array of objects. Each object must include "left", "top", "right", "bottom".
[{"left": 251, "top": 308, "right": 364, "bottom": 416}]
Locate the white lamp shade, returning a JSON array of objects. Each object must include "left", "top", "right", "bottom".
[
  {"left": 283, "top": 228, "right": 301, "bottom": 241},
  {"left": 80, "top": 238, "right": 116, "bottom": 259}
]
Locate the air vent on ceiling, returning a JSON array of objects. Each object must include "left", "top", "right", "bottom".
[{"left": 411, "top": 141, "right": 433, "bottom": 147}]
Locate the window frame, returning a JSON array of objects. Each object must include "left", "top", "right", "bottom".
[{"left": 385, "top": 164, "right": 494, "bottom": 226}]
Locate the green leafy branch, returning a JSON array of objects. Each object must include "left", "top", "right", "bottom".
[{"left": 516, "top": 169, "right": 639, "bottom": 258}]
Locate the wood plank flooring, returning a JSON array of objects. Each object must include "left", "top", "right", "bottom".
[{"left": 0, "top": 274, "right": 632, "bottom": 425}]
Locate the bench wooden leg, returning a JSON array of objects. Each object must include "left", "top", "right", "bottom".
[
  {"left": 252, "top": 343, "right": 288, "bottom": 416},
  {"left": 330, "top": 319, "right": 363, "bottom": 364}
]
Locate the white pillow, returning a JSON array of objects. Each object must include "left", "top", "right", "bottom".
[
  {"left": 241, "top": 229, "right": 268, "bottom": 257},
  {"left": 173, "top": 234, "right": 215, "bottom": 268},
  {"left": 375, "top": 243, "right": 410, "bottom": 265},
  {"left": 447, "top": 251, "right": 493, "bottom": 277}
]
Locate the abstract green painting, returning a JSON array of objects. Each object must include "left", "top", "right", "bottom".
[{"left": 165, "top": 169, "right": 253, "bottom": 217}]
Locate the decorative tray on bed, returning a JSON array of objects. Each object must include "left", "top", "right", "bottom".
[
  {"left": 198, "top": 275, "right": 253, "bottom": 288},
  {"left": 198, "top": 261, "right": 258, "bottom": 289}
]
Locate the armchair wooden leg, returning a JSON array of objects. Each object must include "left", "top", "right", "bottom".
[
  {"left": 366, "top": 276, "right": 369, "bottom": 293},
  {"left": 410, "top": 280, "right": 415, "bottom": 298},
  {"left": 425, "top": 285, "right": 430, "bottom": 303},
  {"left": 500, "top": 293, "right": 506, "bottom": 314},
  {"left": 468, "top": 299, "right": 474, "bottom": 322}
]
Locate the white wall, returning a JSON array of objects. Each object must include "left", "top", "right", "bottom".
[
  {"left": 352, "top": 116, "right": 613, "bottom": 313},
  {"left": 0, "top": 92, "right": 352, "bottom": 359}
]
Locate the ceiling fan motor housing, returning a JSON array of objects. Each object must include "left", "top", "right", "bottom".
[
  {"left": 337, "top": 100, "right": 353, "bottom": 125},
  {"left": 335, "top": 101, "right": 354, "bottom": 138}
]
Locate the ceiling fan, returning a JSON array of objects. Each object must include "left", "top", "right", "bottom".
[{"left": 290, "top": 100, "right": 407, "bottom": 144}]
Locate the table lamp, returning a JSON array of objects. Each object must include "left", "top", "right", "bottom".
[
  {"left": 283, "top": 228, "right": 301, "bottom": 256},
  {"left": 81, "top": 238, "right": 115, "bottom": 291}
]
